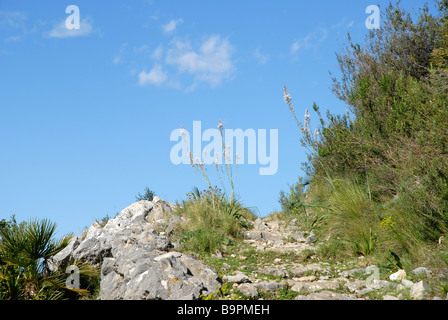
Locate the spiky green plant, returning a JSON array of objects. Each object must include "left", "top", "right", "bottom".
[{"left": 0, "top": 217, "right": 97, "bottom": 299}]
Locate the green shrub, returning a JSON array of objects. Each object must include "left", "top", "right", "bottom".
[
  {"left": 180, "top": 229, "right": 230, "bottom": 255},
  {"left": 135, "top": 186, "right": 156, "bottom": 202},
  {"left": 0, "top": 217, "right": 99, "bottom": 300},
  {"left": 174, "top": 188, "right": 255, "bottom": 255},
  {"left": 316, "top": 238, "right": 347, "bottom": 261}
]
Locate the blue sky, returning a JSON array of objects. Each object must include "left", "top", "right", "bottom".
[{"left": 0, "top": 0, "right": 432, "bottom": 237}]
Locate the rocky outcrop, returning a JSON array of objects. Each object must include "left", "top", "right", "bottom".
[
  {"left": 49, "top": 199, "right": 222, "bottom": 300},
  {"left": 49, "top": 199, "right": 447, "bottom": 300}
]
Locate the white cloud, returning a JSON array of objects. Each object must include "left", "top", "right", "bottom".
[
  {"left": 290, "top": 35, "right": 312, "bottom": 54},
  {"left": 162, "top": 19, "right": 183, "bottom": 33},
  {"left": 332, "top": 18, "right": 355, "bottom": 29},
  {"left": 113, "top": 43, "right": 128, "bottom": 64},
  {"left": 47, "top": 17, "right": 95, "bottom": 38},
  {"left": 5, "top": 35, "right": 22, "bottom": 43},
  {"left": 290, "top": 28, "right": 327, "bottom": 55},
  {"left": 0, "top": 11, "right": 41, "bottom": 43},
  {"left": 0, "top": 11, "right": 27, "bottom": 29},
  {"left": 254, "top": 47, "right": 268, "bottom": 65},
  {"left": 320, "top": 28, "right": 328, "bottom": 42},
  {"left": 165, "top": 35, "right": 236, "bottom": 87},
  {"left": 152, "top": 44, "right": 164, "bottom": 60},
  {"left": 138, "top": 64, "right": 168, "bottom": 86}
]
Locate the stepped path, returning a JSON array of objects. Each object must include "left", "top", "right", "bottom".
[{"left": 212, "top": 216, "right": 446, "bottom": 300}]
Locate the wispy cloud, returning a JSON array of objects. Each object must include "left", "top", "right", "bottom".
[
  {"left": 113, "top": 43, "right": 128, "bottom": 64},
  {"left": 0, "top": 11, "right": 42, "bottom": 43},
  {"left": 138, "top": 64, "right": 168, "bottom": 86},
  {"left": 254, "top": 47, "right": 268, "bottom": 65},
  {"left": 47, "top": 17, "right": 96, "bottom": 38},
  {"left": 332, "top": 17, "right": 355, "bottom": 29},
  {"left": 290, "top": 28, "right": 328, "bottom": 55},
  {"left": 152, "top": 44, "right": 164, "bottom": 60},
  {"left": 290, "top": 36, "right": 312, "bottom": 54},
  {"left": 162, "top": 19, "right": 183, "bottom": 34},
  {"left": 0, "top": 11, "right": 27, "bottom": 29}
]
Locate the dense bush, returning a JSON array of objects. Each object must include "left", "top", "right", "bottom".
[{"left": 283, "top": 0, "right": 448, "bottom": 268}]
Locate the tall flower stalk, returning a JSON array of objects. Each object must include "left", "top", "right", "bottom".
[
  {"left": 180, "top": 125, "right": 215, "bottom": 201},
  {"left": 180, "top": 121, "right": 239, "bottom": 207},
  {"left": 283, "top": 85, "right": 335, "bottom": 229},
  {"left": 216, "top": 120, "right": 238, "bottom": 206},
  {"left": 283, "top": 85, "right": 320, "bottom": 159}
]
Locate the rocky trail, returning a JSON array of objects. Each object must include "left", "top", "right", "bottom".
[
  {"left": 48, "top": 198, "right": 448, "bottom": 300},
  {"left": 223, "top": 216, "right": 443, "bottom": 300}
]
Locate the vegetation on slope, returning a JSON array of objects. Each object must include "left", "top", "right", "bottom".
[{"left": 281, "top": 0, "right": 448, "bottom": 270}]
